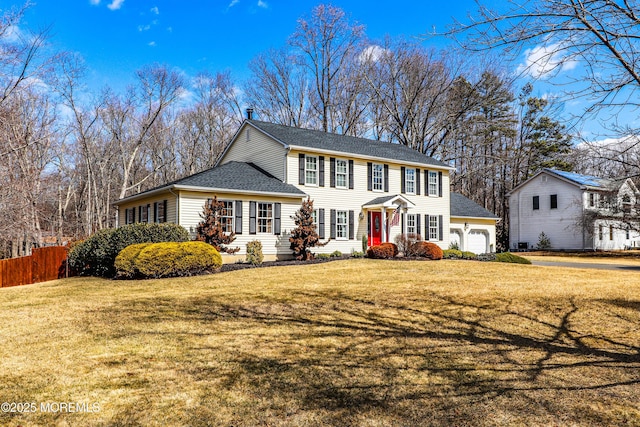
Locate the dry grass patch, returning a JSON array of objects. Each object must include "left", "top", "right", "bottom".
[
  {"left": 524, "top": 254, "right": 640, "bottom": 265},
  {"left": 0, "top": 259, "right": 639, "bottom": 426}
]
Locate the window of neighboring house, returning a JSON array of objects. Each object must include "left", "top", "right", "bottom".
[
  {"left": 622, "top": 195, "right": 632, "bottom": 213},
  {"left": 533, "top": 196, "right": 540, "bottom": 210},
  {"left": 372, "top": 163, "right": 384, "bottom": 191},
  {"left": 336, "top": 210, "right": 348, "bottom": 239},
  {"left": 626, "top": 228, "right": 631, "bottom": 240},
  {"left": 305, "top": 156, "right": 318, "bottom": 185},
  {"left": 598, "top": 224, "right": 603, "bottom": 240},
  {"left": 550, "top": 194, "right": 558, "bottom": 209},
  {"left": 140, "top": 205, "right": 149, "bottom": 223},
  {"left": 406, "top": 214, "right": 417, "bottom": 235},
  {"left": 429, "top": 215, "right": 439, "bottom": 240},
  {"left": 610, "top": 225, "right": 614, "bottom": 241},
  {"left": 257, "top": 203, "right": 273, "bottom": 233},
  {"left": 220, "top": 200, "right": 234, "bottom": 233},
  {"left": 405, "top": 168, "right": 416, "bottom": 194},
  {"left": 589, "top": 193, "right": 596, "bottom": 208},
  {"left": 428, "top": 171, "right": 438, "bottom": 196},
  {"left": 335, "top": 159, "right": 348, "bottom": 188},
  {"left": 126, "top": 208, "right": 135, "bottom": 224},
  {"left": 156, "top": 200, "right": 167, "bottom": 223}
]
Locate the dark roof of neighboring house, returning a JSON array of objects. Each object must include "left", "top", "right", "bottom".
[
  {"left": 247, "top": 120, "right": 451, "bottom": 169},
  {"left": 450, "top": 193, "right": 499, "bottom": 219},
  {"left": 114, "top": 161, "right": 305, "bottom": 204}
]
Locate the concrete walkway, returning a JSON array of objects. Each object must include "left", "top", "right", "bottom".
[{"left": 530, "top": 260, "right": 640, "bottom": 271}]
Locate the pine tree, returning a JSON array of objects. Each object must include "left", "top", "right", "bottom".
[
  {"left": 195, "top": 197, "right": 239, "bottom": 254},
  {"left": 289, "top": 198, "right": 323, "bottom": 260}
]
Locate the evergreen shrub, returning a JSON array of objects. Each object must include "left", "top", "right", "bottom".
[
  {"left": 495, "top": 252, "right": 532, "bottom": 264},
  {"left": 411, "top": 241, "right": 443, "bottom": 260},
  {"left": 246, "top": 240, "right": 264, "bottom": 266}
]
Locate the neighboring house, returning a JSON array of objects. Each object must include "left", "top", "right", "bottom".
[
  {"left": 114, "top": 118, "right": 498, "bottom": 259},
  {"left": 508, "top": 168, "right": 640, "bottom": 251},
  {"left": 450, "top": 193, "right": 499, "bottom": 254}
]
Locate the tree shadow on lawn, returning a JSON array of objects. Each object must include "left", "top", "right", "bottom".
[{"left": 87, "top": 292, "right": 640, "bottom": 426}]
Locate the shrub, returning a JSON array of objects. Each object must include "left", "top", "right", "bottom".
[
  {"left": 362, "top": 234, "right": 368, "bottom": 253},
  {"left": 366, "top": 244, "right": 396, "bottom": 259},
  {"left": 380, "top": 242, "right": 399, "bottom": 257},
  {"left": 411, "top": 241, "right": 443, "bottom": 260},
  {"left": 68, "top": 223, "right": 190, "bottom": 278},
  {"left": 476, "top": 253, "right": 497, "bottom": 262},
  {"left": 449, "top": 241, "right": 460, "bottom": 251},
  {"left": 495, "top": 252, "right": 532, "bottom": 264},
  {"left": 290, "top": 198, "right": 325, "bottom": 261},
  {"left": 195, "top": 197, "right": 240, "bottom": 254},
  {"left": 536, "top": 231, "right": 552, "bottom": 250},
  {"left": 246, "top": 240, "right": 264, "bottom": 266},
  {"left": 124, "top": 241, "right": 222, "bottom": 278},
  {"left": 114, "top": 243, "right": 152, "bottom": 278},
  {"left": 330, "top": 250, "right": 342, "bottom": 258},
  {"left": 351, "top": 250, "right": 365, "bottom": 258},
  {"left": 443, "top": 249, "right": 463, "bottom": 259},
  {"left": 395, "top": 233, "right": 422, "bottom": 256},
  {"left": 461, "top": 251, "right": 477, "bottom": 260},
  {"left": 316, "top": 253, "right": 332, "bottom": 259}
]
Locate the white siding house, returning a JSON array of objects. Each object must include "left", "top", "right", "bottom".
[
  {"left": 508, "top": 168, "right": 640, "bottom": 250},
  {"left": 114, "top": 119, "right": 498, "bottom": 260}
]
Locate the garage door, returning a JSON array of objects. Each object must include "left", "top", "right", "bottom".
[
  {"left": 450, "top": 230, "right": 461, "bottom": 249},
  {"left": 468, "top": 230, "right": 488, "bottom": 254}
]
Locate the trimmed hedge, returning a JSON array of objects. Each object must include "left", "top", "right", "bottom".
[
  {"left": 495, "top": 252, "right": 532, "bottom": 264},
  {"left": 367, "top": 244, "right": 396, "bottom": 259},
  {"left": 115, "top": 241, "right": 222, "bottom": 279},
  {"left": 443, "top": 249, "right": 463, "bottom": 259},
  {"left": 68, "top": 223, "right": 190, "bottom": 278},
  {"left": 411, "top": 241, "right": 443, "bottom": 260}
]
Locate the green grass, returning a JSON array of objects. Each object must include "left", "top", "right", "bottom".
[{"left": 0, "top": 259, "right": 639, "bottom": 426}]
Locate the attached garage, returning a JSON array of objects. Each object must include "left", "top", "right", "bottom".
[{"left": 468, "top": 230, "right": 489, "bottom": 254}]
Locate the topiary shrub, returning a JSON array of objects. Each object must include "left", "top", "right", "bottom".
[
  {"left": 122, "top": 241, "right": 222, "bottom": 279},
  {"left": 380, "top": 242, "right": 399, "bottom": 257},
  {"left": 114, "top": 243, "right": 152, "bottom": 278},
  {"left": 68, "top": 223, "right": 190, "bottom": 278},
  {"left": 443, "top": 249, "right": 463, "bottom": 259},
  {"left": 461, "top": 251, "right": 477, "bottom": 260},
  {"left": 495, "top": 252, "right": 532, "bottom": 264},
  {"left": 366, "top": 244, "right": 396, "bottom": 259},
  {"left": 246, "top": 240, "right": 264, "bottom": 266},
  {"left": 411, "top": 241, "right": 443, "bottom": 260}
]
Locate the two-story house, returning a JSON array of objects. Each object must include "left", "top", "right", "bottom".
[
  {"left": 114, "top": 119, "right": 498, "bottom": 259},
  {"left": 509, "top": 168, "right": 640, "bottom": 250}
]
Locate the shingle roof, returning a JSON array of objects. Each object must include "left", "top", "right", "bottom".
[
  {"left": 115, "top": 161, "right": 305, "bottom": 204},
  {"left": 248, "top": 120, "right": 450, "bottom": 168},
  {"left": 363, "top": 195, "right": 399, "bottom": 206},
  {"left": 450, "top": 193, "right": 499, "bottom": 219}
]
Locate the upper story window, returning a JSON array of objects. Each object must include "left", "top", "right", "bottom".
[
  {"left": 305, "top": 156, "right": 318, "bottom": 185},
  {"left": 533, "top": 196, "right": 540, "bottom": 210},
  {"left": 550, "top": 194, "right": 558, "bottom": 209},
  {"left": 405, "top": 168, "right": 416, "bottom": 194},
  {"left": 589, "top": 193, "right": 596, "bottom": 207},
  {"left": 622, "top": 194, "right": 632, "bottom": 213},
  {"left": 372, "top": 163, "right": 384, "bottom": 191},
  {"left": 428, "top": 171, "right": 438, "bottom": 196},
  {"left": 335, "top": 159, "right": 348, "bottom": 188}
]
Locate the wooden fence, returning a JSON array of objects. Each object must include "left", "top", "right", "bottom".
[{"left": 0, "top": 246, "right": 68, "bottom": 288}]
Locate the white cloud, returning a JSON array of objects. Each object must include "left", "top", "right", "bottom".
[
  {"left": 518, "top": 42, "right": 578, "bottom": 78},
  {"left": 148, "top": 41, "right": 156, "bottom": 47},
  {"left": 107, "top": 0, "right": 125, "bottom": 11},
  {"left": 228, "top": 0, "right": 240, "bottom": 8},
  {"left": 1, "top": 25, "right": 23, "bottom": 43},
  {"left": 89, "top": 0, "right": 100, "bottom": 5},
  {"left": 359, "top": 44, "right": 388, "bottom": 63},
  {"left": 257, "top": 0, "right": 268, "bottom": 8},
  {"left": 138, "top": 24, "right": 151, "bottom": 32},
  {"left": 150, "top": 6, "right": 159, "bottom": 14}
]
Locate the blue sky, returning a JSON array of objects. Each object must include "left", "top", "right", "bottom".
[{"left": 14, "top": 1, "right": 482, "bottom": 90}]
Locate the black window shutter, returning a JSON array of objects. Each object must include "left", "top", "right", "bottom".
[
  {"left": 330, "top": 157, "right": 336, "bottom": 188},
  {"left": 124, "top": 208, "right": 129, "bottom": 224},
  {"left": 367, "top": 162, "right": 372, "bottom": 191},
  {"left": 401, "top": 167, "right": 406, "bottom": 194},
  {"left": 425, "top": 170, "right": 429, "bottom": 194},
  {"left": 162, "top": 200, "right": 167, "bottom": 222},
  {"left": 133, "top": 206, "right": 136, "bottom": 223},
  {"left": 147, "top": 204, "right": 151, "bottom": 223},
  {"left": 274, "top": 203, "right": 281, "bottom": 235},
  {"left": 348, "top": 160, "right": 354, "bottom": 189},
  {"left": 330, "top": 209, "right": 336, "bottom": 239},
  {"left": 319, "top": 156, "right": 325, "bottom": 187},
  {"left": 235, "top": 200, "right": 243, "bottom": 234},
  {"left": 438, "top": 171, "right": 443, "bottom": 197},
  {"left": 318, "top": 208, "right": 325, "bottom": 239},
  {"left": 416, "top": 169, "right": 421, "bottom": 195},
  {"left": 416, "top": 214, "right": 421, "bottom": 236},
  {"left": 249, "top": 201, "right": 256, "bottom": 234},
  {"left": 298, "top": 153, "right": 305, "bottom": 185},
  {"left": 425, "top": 214, "right": 430, "bottom": 240},
  {"left": 349, "top": 210, "right": 355, "bottom": 240},
  {"left": 384, "top": 164, "right": 389, "bottom": 192},
  {"left": 153, "top": 202, "right": 157, "bottom": 223},
  {"left": 438, "top": 215, "right": 443, "bottom": 241}
]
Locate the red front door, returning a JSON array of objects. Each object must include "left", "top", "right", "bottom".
[{"left": 369, "top": 211, "right": 382, "bottom": 246}]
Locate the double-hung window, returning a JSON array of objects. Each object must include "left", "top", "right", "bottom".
[
  {"left": 220, "top": 201, "right": 234, "bottom": 233},
  {"left": 335, "top": 159, "right": 348, "bottom": 188},
  {"left": 407, "top": 214, "right": 417, "bottom": 235},
  {"left": 336, "top": 210, "right": 348, "bottom": 239},
  {"left": 533, "top": 196, "right": 540, "bottom": 210},
  {"left": 405, "top": 168, "right": 416, "bottom": 194},
  {"left": 372, "top": 163, "right": 384, "bottom": 191},
  {"left": 305, "top": 156, "right": 318, "bottom": 185},
  {"left": 258, "top": 203, "right": 273, "bottom": 233},
  {"left": 428, "top": 171, "right": 438, "bottom": 196},
  {"left": 429, "top": 216, "right": 439, "bottom": 240}
]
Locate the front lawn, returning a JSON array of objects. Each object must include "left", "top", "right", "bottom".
[{"left": 0, "top": 259, "right": 639, "bottom": 426}]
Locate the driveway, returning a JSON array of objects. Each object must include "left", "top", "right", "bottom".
[{"left": 530, "top": 260, "right": 640, "bottom": 271}]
